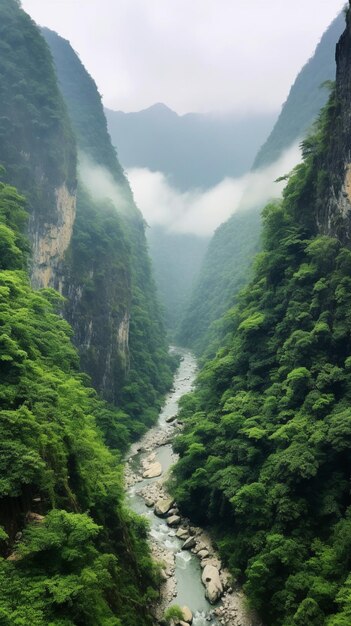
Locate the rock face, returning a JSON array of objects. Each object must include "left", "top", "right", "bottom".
[
  {"left": 30, "top": 184, "right": 76, "bottom": 290},
  {"left": 312, "top": 2, "right": 351, "bottom": 242},
  {"left": 202, "top": 564, "right": 223, "bottom": 604}
]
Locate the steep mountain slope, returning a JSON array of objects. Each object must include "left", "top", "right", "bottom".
[
  {"left": 179, "top": 210, "right": 261, "bottom": 354},
  {"left": 105, "top": 103, "right": 276, "bottom": 191},
  {"left": 179, "top": 11, "right": 344, "bottom": 355},
  {"left": 171, "top": 8, "right": 351, "bottom": 625},
  {"left": 42, "top": 28, "right": 173, "bottom": 425},
  {"left": 253, "top": 11, "right": 345, "bottom": 170},
  {"left": 0, "top": 0, "right": 76, "bottom": 289}
]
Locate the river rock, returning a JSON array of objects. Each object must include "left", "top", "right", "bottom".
[
  {"left": 176, "top": 527, "right": 189, "bottom": 539},
  {"left": 182, "top": 536, "right": 196, "bottom": 550},
  {"left": 144, "top": 497, "right": 155, "bottom": 507},
  {"left": 165, "top": 414, "right": 177, "bottom": 423},
  {"left": 197, "top": 549, "right": 210, "bottom": 559},
  {"left": 202, "top": 564, "right": 223, "bottom": 604},
  {"left": 143, "top": 461, "right": 162, "bottom": 478},
  {"left": 181, "top": 606, "right": 193, "bottom": 623},
  {"left": 154, "top": 497, "right": 174, "bottom": 517},
  {"left": 167, "top": 515, "right": 181, "bottom": 527}
]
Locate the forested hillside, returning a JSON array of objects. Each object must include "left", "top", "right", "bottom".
[
  {"left": 179, "top": 11, "right": 344, "bottom": 356},
  {"left": 171, "top": 8, "right": 351, "bottom": 625}
]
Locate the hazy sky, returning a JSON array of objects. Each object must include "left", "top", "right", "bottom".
[{"left": 21, "top": 0, "right": 344, "bottom": 115}]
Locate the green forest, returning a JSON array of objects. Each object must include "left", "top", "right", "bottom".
[
  {"left": 170, "top": 90, "right": 351, "bottom": 625},
  {"left": 0, "top": 180, "right": 160, "bottom": 625}
]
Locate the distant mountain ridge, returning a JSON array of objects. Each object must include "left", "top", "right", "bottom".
[{"left": 105, "top": 104, "right": 276, "bottom": 190}]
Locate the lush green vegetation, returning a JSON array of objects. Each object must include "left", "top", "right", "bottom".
[
  {"left": 0, "top": 180, "right": 159, "bottom": 625},
  {"left": 170, "top": 90, "right": 351, "bottom": 624},
  {"left": 0, "top": 0, "right": 76, "bottom": 209}
]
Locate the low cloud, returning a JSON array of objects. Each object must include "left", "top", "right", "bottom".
[
  {"left": 127, "top": 142, "right": 301, "bottom": 237},
  {"left": 78, "top": 152, "right": 130, "bottom": 213}
]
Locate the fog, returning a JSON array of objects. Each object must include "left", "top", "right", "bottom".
[
  {"left": 127, "top": 142, "right": 302, "bottom": 237},
  {"left": 78, "top": 153, "right": 130, "bottom": 213}
]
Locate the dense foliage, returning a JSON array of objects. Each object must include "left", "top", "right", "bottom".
[
  {"left": 0, "top": 0, "right": 76, "bottom": 209},
  {"left": 0, "top": 181, "right": 159, "bottom": 625},
  {"left": 171, "top": 92, "right": 351, "bottom": 625}
]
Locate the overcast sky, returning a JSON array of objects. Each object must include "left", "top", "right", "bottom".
[{"left": 21, "top": 0, "right": 344, "bottom": 114}]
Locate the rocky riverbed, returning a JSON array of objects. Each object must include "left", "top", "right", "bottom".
[{"left": 125, "top": 348, "right": 262, "bottom": 626}]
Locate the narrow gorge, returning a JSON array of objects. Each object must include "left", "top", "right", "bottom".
[{"left": 0, "top": 1, "right": 350, "bottom": 625}]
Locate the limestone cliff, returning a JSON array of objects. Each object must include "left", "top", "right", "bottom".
[
  {"left": 29, "top": 183, "right": 76, "bottom": 289},
  {"left": 313, "top": 2, "right": 351, "bottom": 241}
]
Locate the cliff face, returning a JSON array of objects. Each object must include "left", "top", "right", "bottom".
[
  {"left": 42, "top": 28, "right": 173, "bottom": 416},
  {"left": 313, "top": 4, "right": 351, "bottom": 241},
  {"left": 0, "top": 0, "right": 77, "bottom": 289},
  {"left": 29, "top": 183, "right": 76, "bottom": 289},
  {"left": 40, "top": 28, "right": 135, "bottom": 401}
]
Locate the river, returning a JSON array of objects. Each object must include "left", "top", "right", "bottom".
[{"left": 125, "top": 347, "right": 259, "bottom": 626}]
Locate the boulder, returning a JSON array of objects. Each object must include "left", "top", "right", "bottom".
[
  {"left": 176, "top": 527, "right": 189, "bottom": 539},
  {"left": 167, "top": 515, "right": 181, "bottom": 527},
  {"left": 167, "top": 507, "right": 179, "bottom": 516},
  {"left": 143, "top": 461, "right": 162, "bottom": 478},
  {"left": 202, "top": 564, "right": 223, "bottom": 604},
  {"left": 165, "top": 414, "right": 177, "bottom": 423},
  {"left": 197, "top": 549, "right": 210, "bottom": 559},
  {"left": 182, "top": 536, "right": 196, "bottom": 550},
  {"left": 154, "top": 497, "right": 174, "bottom": 517},
  {"left": 26, "top": 512, "right": 44, "bottom": 523},
  {"left": 181, "top": 606, "right": 193, "bottom": 623},
  {"left": 144, "top": 498, "right": 155, "bottom": 507}
]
